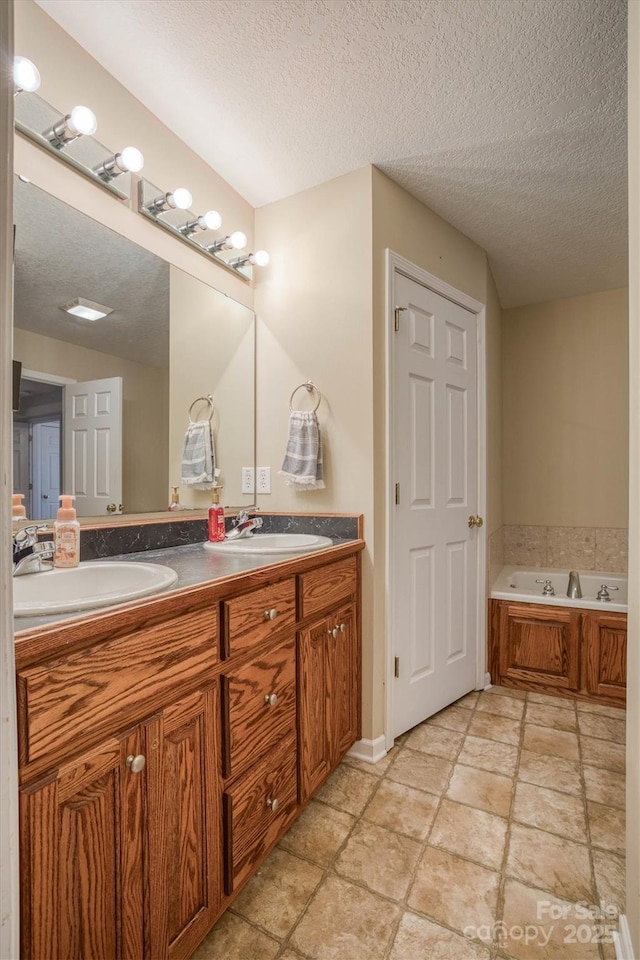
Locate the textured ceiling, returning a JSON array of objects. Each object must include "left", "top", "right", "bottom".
[
  {"left": 36, "top": 0, "right": 628, "bottom": 307},
  {"left": 14, "top": 178, "right": 170, "bottom": 367}
]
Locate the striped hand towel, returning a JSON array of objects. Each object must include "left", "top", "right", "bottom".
[
  {"left": 279, "top": 410, "right": 325, "bottom": 489},
  {"left": 181, "top": 420, "right": 215, "bottom": 490}
]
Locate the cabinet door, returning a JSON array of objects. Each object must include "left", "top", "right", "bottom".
[
  {"left": 20, "top": 730, "right": 144, "bottom": 960},
  {"left": 298, "top": 617, "right": 330, "bottom": 803},
  {"left": 145, "top": 684, "right": 222, "bottom": 960},
  {"left": 583, "top": 612, "right": 627, "bottom": 703},
  {"left": 498, "top": 602, "right": 580, "bottom": 692},
  {"left": 328, "top": 603, "right": 359, "bottom": 765}
]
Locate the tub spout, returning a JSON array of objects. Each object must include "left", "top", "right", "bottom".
[{"left": 567, "top": 571, "right": 582, "bottom": 599}]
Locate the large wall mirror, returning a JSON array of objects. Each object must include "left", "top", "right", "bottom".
[{"left": 12, "top": 176, "right": 255, "bottom": 520}]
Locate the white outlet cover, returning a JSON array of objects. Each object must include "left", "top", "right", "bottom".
[
  {"left": 241, "top": 466, "right": 255, "bottom": 494},
  {"left": 257, "top": 466, "right": 271, "bottom": 494}
]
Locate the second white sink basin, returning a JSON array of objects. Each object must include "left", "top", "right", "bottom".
[
  {"left": 14, "top": 561, "right": 178, "bottom": 617},
  {"left": 204, "top": 533, "right": 333, "bottom": 555}
]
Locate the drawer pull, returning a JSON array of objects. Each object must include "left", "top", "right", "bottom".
[
  {"left": 126, "top": 754, "right": 146, "bottom": 774},
  {"left": 264, "top": 693, "right": 278, "bottom": 707},
  {"left": 340, "top": 623, "right": 346, "bottom": 633},
  {"left": 332, "top": 627, "right": 338, "bottom": 639},
  {"left": 264, "top": 608, "right": 278, "bottom": 621},
  {"left": 266, "top": 797, "right": 279, "bottom": 813}
]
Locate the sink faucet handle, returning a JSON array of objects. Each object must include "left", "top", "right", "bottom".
[{"left": 535, "top": 578, "right": 555, "bottom": 595}]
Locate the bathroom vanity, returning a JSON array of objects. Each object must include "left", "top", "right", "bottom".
[{"left": 15, "top": 537, "right": 363, "bottom": 959}]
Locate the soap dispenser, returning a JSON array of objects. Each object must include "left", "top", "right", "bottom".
[
  {"left": 208, "top": 486, "right": 225, "bottom": 542},
  {"left": 168, "top": 485, "right": 181, "bottom": 511},
  {"left": 54, "top": 495, "right": 80, "bottom": 568},
  {"left": 12, "top": 493, "right": 27, "bottom": 522}
]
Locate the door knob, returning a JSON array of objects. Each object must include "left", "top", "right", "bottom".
[
  {"left": 107, "top": 503, "right": 117, "bottom": 513},
  {"left": 468, "top": 515, "right": 484, "bottom": 528},
  {"left": 42, "top": 494, "right": 49, "bottom": 499},
  {"left": 126, "top": 754, "right": 146, "bottom": 773}
]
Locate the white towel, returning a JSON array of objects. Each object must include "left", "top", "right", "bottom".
[
  {"left": 181, "top": 420, "right": 215, "bottom": 490},
  {"left": 279, "top": 410, "right": 325, "bottom": 489}
]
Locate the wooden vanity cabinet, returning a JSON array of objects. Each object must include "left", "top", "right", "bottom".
[{"left": 582, "top": 610, "right": 627, "bottom": 703}]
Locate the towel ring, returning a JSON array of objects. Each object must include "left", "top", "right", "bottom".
[
  {"left": 289, "top": 380, "right": 322, "bottom": 413},
  {"left": 188, "top": 394, "right": 215, "bottom": 424}
]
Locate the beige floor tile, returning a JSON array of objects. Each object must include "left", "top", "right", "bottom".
[
  {"left": 446, "top": 763, "right": 513, "bottom": 817},
  {"left": 456, "top": 690, "right": 481, "bottom": 708},
  {"left": 335, "top": 819, "right": 421, "bottom": 900},
  {"left": 512, "top": 782, "right": 587, "bottom": 843},
  {"left": 580, "top": 735, "right": 625, "bottom": 772},
  {"left": 290, "top": 875, "right": 399, "bottom": 960},
  {"left": 476, "top": 693, "right": 525, "bottom": 719},
  {"left": 526, "top": 691, "right": 576, "bottom": 710},
  {"left": 363, "top": 778, "right": 438, "bottom": 840},
  {"left": 577, "top": 700, "right": 626, "bottom": 719},
  {"left": 230, "top": 848, "right": 323, "bottom": 939},
  {"left": 387, "top": 747, "right": 452, "bottom": 795},
  {"left": 430, "top": 799, "right": 507, "bottom": 870},
  {"left": 192, "top": 913, "right": 279, "bottom": 960},
  {"left": 501, "top": 879, "right": 600, "bottom": 959},
  {"left": 583, "top": 765, "right": 625, "bottom": 809},
  {"left": 458, "top": 735, "right": 519, "bottom": 776},
  {"left": 578, "top": 713, "right": 626, "bottom": 744},
  {"left": 278, "top": 799, "right": 355, "bottom": 866},
  {"left": 522, "top": 724, "right": 579, "bottom": 761},
  {"left": 517, "top": 749, "right": 582, "bottom": 796},
  {"left": 484, "top": 684, "right": 527, "bottom": 700},
  {"left": 592, "top": 849, "right": 626, "bottom": 915},
  {"left": 588, "top": 801, "right": 625, "bottom": 856},
  {"left": 342, "top": 745, "right": 399, "bottom": 777},
  {"left": 426, "top": 704, "right": 473, "bottom": 732},
  {"left": 505, "top": 823, "right": 594, "bottom": 903},
  {"left": 405, "top": 722, "right": 464, "bottom": 760},
  {"left": 468, "top": 712, "right": 522, "bottom": 746},
  {"left": 315, "top": 763, "right": 378, "bottom": 815},
  {"left": 389, "top": 911, "right": 492, "bottom": 960},
  {"left": 276, "top": 951, "right": 306, "bottom": 960},
  {"left": 408, "top": 846, "right": 499, "bottom": 935},
  {"left": 525, "top": 702, "right": 577, "bottom": 732}
]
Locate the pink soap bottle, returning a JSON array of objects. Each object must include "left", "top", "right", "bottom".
[
  {"left": 54, "top": 495, "right": 80, "bottom": 568},
  {"left": 208, "top": 486, "right": 225, "bottom": 542}
]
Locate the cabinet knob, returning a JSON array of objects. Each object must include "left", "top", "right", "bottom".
[
  {"left": 266, "top": 797, "right": 279, "bottom": 813},
  {"left": 332, "top": 627, "right": 338, "bottom": 638},
  {"left": 264, "top": 693, "right": 278, "bottom": 707},
  {"left": 126, "top": 754, "right": 146, "bottom": 774},
  {"left": 340, "top": 623, "right": 346, "bottom": 633},
  {"left": 264, "top": 608, "right": 278, "bottom": 621}
]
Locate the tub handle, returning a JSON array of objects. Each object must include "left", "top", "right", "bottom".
[
  {"left": 535, "top": 578, "right": 555, "bottom": 596},
  {"left": 597, "top": 584, "right": 619, "bottom": 601}
]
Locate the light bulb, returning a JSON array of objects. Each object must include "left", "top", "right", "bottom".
[
  {"left": 168, "top": 187, "right": 192, "bottom": 210},
  {"left": 67, "top": 105, "right": 97, "bottom": 136},
  {"left": 118, "top": 146, "right": 144, "bottom": 173},
  {"left": 251, "top": 250, "right": 270, "bottom": 267},
  {"left": 13, "top": 56, "right": 40, "bottom": 94},
  {"left": 229, "top": 231, "right": 247, "bottom": 250},
  {"left": 199, "top": 210, "right": 222, "bottom": 231}
]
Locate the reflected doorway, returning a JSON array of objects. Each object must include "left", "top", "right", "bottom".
[{"left": 13, "top": 377, "right": 63, "bottom": 520}]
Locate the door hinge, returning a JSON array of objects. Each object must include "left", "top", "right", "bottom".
[
  {"left": 394, "top": 656, "right": 400, "bottom": 678},
  {"left": 395, "top": 482, "right": 400, "bottom": 505},
  {"left": 394, "top": 306, "right": 406, "bottom": 332}
]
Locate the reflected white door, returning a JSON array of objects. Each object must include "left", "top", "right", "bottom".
[
  {"left": 13, "top": 422, "right": 29, "bottom": 507},
  {"left": 392, "top": 273, "right": 479, "bottom": 737},
  {"left": 31, "top": 420, "right": 61, "bottom": 520},
  {"left": 64, "top": 377, "right": 123, "bottom": 515}
]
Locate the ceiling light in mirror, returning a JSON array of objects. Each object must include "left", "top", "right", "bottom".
[
  {"left": 60, "top": 297, "right": 114, "bottom": 321},
  {"left": 13, "top": 56, "right": 41, "bottom": 95},
  {"left": 94, "top": 146, "right": 144, "bottom": 182}
]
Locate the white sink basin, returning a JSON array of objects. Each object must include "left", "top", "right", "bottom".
[
  {"left": 14, "top": 561, "right": 178, "bottom": 617},
  {"left": 204, "top": 533, "right": 333, "bottom": 555}
]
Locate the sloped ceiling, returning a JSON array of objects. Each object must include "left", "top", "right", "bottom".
[{"left": 36, "top": 0, "right": 628, "bottom": 307}]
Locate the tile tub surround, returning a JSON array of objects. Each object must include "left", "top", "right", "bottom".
[
  {"left": 503, "top": 525, "right": 628, "bottom": 573},
  {"left": 193, "top": 687, "right": 626, "bottom": 960}
]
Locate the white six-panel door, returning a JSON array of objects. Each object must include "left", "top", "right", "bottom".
[
  {"left": 64, "top": 377, "right": 123, "bottom": 516},
  {"left": 392, "top": 272, "right": 479, "bottom": 737}
]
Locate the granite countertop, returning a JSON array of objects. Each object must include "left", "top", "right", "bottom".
[{"left": 14, "top": 536, "right": 358, "bottom": 635}]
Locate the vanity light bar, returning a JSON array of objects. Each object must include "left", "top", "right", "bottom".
[
  {"left": 13, "top": 56, "right": 41, "bottom": 95},
  {"left": 94, "top": 146, "right": 144, "bottom": 182},
  {"left": 43, "top": 105, "right": 98, "bottom": 149},
  {"left": 229, "top": 250, "right": 270, "bottom": 269},
  {"left": 178, "top": 209, "right": 223, "bottom": 236},
  {"left": 145, "top": 187, "right": 193, "bottom": 214},
  {"left": 205, "top": 231, "right": 247, "bottom": 254}
]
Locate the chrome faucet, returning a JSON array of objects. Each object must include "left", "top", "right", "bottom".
[
  {"left": 536, "top": 578, "right": 555, "bottom": 596},
  {"left": 225, "top": 509, "right": 264, "bottom": 540},
  {"left": 567, "top": 571, "right": 582, "bottom": 599},
  {"left": 12, "top": 525, "right": 55, "bottom": 576}
]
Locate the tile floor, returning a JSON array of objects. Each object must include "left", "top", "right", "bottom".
[{"left": 193, "top": 687, "right": 626, "bottom": 960}]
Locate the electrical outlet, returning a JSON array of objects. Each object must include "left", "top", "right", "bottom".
[
  {"left": 256, "top": 466, "right": 271, "bottom": 494},
  {"left": 241, "top": 467, "right": 255, "bottom": 494}
]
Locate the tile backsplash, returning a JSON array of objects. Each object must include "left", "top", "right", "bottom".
[{"left": 501, "top": 525, "right": 628, "bottom": 573}]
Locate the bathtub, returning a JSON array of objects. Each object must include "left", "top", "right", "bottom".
[{"left": 491, "top": 566, "right": 628, "bottom": 613}]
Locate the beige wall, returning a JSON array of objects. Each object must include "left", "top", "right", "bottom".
[
  {"left": 485, "top": 264, "right": 504, "bottom": 540},
  {"left": 13, "top": 327, "right": 168, "bottom": 513},
  {"left": 502, "top": 288, "right": 629, "bottom": 529}
]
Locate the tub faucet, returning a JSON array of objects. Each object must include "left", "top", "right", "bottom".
[
  {"left": 567, "top": 571, "right": 582, "bottom": 599},
  {"left": 535, "top": 578, "right": 555, "bottom": 596},
  {"left": 12, "top": 525, "right": 54, "bottom": 576},
  {"left": 225, "top": 509, "right": 263, "bottom": 540}
]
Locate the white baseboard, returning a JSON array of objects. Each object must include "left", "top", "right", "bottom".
[
  {"left": 615, "top": 916, "right": 636, "bottom": 960},
  {"left": 480, "top": 672, "right": 491, "bottom": 690},
  {"left": 347, "top": 736, "right": 387, "bottom": 764}
]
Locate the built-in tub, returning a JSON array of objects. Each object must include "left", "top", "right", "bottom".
[{"left": 491, "top": 566, "right": 628, "bottom": 613}]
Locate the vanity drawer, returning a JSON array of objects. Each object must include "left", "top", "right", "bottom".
[
  {"left": 299, "top": 556, "right": 358, "bottom": 618},
  {"left": 223, "top": 577, "right": 296, "bottom": 657},
  {"left": 223, "top": 731, "right": 297, "bottom": 894},
  {"left": 18, "top": 608, "right": 218, "bottom": 768},
  {"left": 222, "top": 635, "right": 296, "bottom": 778}
]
